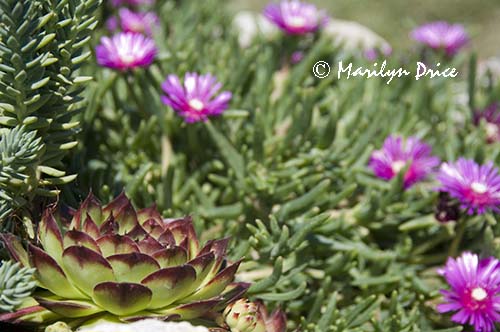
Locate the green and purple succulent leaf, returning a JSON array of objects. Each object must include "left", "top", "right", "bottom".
[
  {"left": 35, "top": 298, "right": 104, "bottom": 318},
  {"left": 141, "top": 265, "right": 197, "bottom": 309},
  {"left": 184, "top": 261, "right": 241, "bottom": 302},
  {"left": 199, "top": 238, "right": 230, "bottom": 281},
  {"left": 187, "top": 252, "right": 216, "bottom": 291},
  {"left": 0, "top": 302, "right": 57, "bottom": 324},
  {"left": 113, "top": 201, "right": 139, "bottom": 235},
  {"left": 137, "top": 206, "right": 163, "bottom": 225},
  {"left": 214, "top": 282, "right": 251, "bottom": 311},
  {"left": 96, "top": 234, "right": 140, "bottom": 257},
  {"left": 142, "top": 219, "right": 167, "bottom": 238},
  {"left": 38, "top": 211, "right": 65, "bottom": 262},
  {"left": 82, "top": 214, "right": 101, "bottom": 239},
  {"left": 63, "top": 230, "right": 101, "bottom": 254},
  {"left": 126, "top": 224, "right": 149, "bottom": 241},
  {"left": 151, "top": 246, "right": 188, "bottom": 268},
  {"left": 266, "top": 308, "right": 287, "bottom": 332},
  {"left": 137, "top": 235, "right": 164, "bottom": 255},
  {"left": 0, "top": 233, "right": 30, "bottom": 267},
  {"left": 62, "top": 246, "right": 115, "bottom": 296},
  {"left": 166, "top": 217, "right": 199, "bottom": 257},
  {"left": 99, "top": 214, "right": 119, "bottom": 235},
  {"left": 72, "top": 193, "right": 103, "bottom": 229},
  {"left": 157, "top": 229, "right": 176, "bottom": 246},
  {"left": 107, "top": 252, "right": 160, "bottom": 283},
  {"left": 102, "top": 192, "right": 131, "bottom": 223},
  {"left": 153, "top": 298, "right": 222, "bottom": 320},
  {"left": 28, "top": 244, "right": 86, "bottom": 299},
  {"left": 92, "top": 282, "right": 152, "bottom": 316}
]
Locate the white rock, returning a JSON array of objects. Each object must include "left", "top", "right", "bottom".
[
  {"left": 323, "top": 19, "right": 391, "bottom": 54},
  {"left": 232, "top": 11, "right": 279, "bottom": 48},
  {"left": 78, "top": 319, "right": 210, "bottom": 332}
]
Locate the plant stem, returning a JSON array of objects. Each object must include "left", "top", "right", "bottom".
[{"left": 448, "top": 218, "right": 467, "bottom": 257}]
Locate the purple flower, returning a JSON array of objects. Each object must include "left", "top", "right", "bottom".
[
  {"left": 437, "top": 158, "right": 500, "bottom": 215},
  {"left": 161, "top": 73, "right": 232, "bottom": 123},
  {"left": 290, "top": 51, "right": 304, "bottom": 64},
  {"left": 111, "top": 0, "right": 154, "bottom": 6},
  {"left": 263, "top": 0, "right": 328, "bottom": 35},
  {"left": 118, "top": 8, "right": 159, "bottom": 35},
  {"left": 96, "top": 32, "right": 157, "bottom": 70},
  {"left": 369, "top": 135, "right": 440, "bottom": 188},
  {"left": 364, "top": 44, "right": 392, "bottom": 61},
  {"left": 474, "top": 103, "right": 500, "bottom": 143},
  {"left": 411, "top": 21, "right": 469, "bottom": 56},
  {"left": 437, "top": 252, "right": 500, "bottom": 332}
]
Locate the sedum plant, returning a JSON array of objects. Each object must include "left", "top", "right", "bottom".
[
  {"left": 0, "top": 260, "right": 36, "bottom": 313},
  {"left": 0, "top": 193, "right": 249, "bottom": 327}
]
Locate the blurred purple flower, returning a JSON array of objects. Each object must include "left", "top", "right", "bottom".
[
  {"left": 263, "top": 0, "right": 328, "bottom": 35},
  {"left": 437, "top": 158, "right": 500, "bottom": 214},
  {"left": 437, "top": 252, "right": 500, "bottom": 332},
  {"left": 161, "top": 73, "right": 232, "bottom": 123},
  {"left": 96, "top": 32, "right": 157, "bottom": 70},
  {"left": 473, "top": 103, "right": 500, "bottom": 143},
  {"left": 364, "top": 44, "right": 392, "bottom": 61},
  {"left": 411, "top": 21, "right": 469, "bottom": 56},
  {"left": 369, "top": 135, "right": 440, "bottom": 188},
  {"left": 290, "top": 51, "right": 304, "bottom": 64}
]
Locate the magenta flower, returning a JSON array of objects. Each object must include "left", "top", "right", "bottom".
[
  {"left": 474, "top": 103, "right": 500, "bottom": 143},
  {"left": 96, "top": 32, "right": 157, "bottom": 70},
  {"left": 437, "top": 158, "right": 500, "bottom": 215},
  {"left": 118, "top": 8, "right": 159, "bottom": 35},
  {"left": 369, "top": 135, "right": 440, "bottom": 188},
  {"left": 161, "top": 73, "right": 232, "bottom": 123},
  {"left": 437, "top": 252, "right": 500, "bottom": 332},
  {"left": 263, "top": 0, "right": 328, "bottom": 35},
  {"left": 411, "top": 21, "right": 469, "bottom": 56}
]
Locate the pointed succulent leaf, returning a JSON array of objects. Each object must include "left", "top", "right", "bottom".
[
  {"left": 151, "top": 247, "right": 188, "bottom": 268},
  {"left": 113, "top": 202, "right": 139, "bottom": 235},
  {"left": 62, "top": 246, "right": 115, "bottom": 296},
  {"left": 102, "top": 192, "right": 130, "bottom": 222},
  {"left": 107, "top": 252, "right": 160, "bottom": 283},
  {"left": 35, "top": 298, "right": 104, "bottom": 318},
  {"left": 28, "top": 244, "right": 85, "bottom": 299},
  {"left": 38, "top": 211, "right": 64, "bottom": 262},
  {"left": 184, "top": 261, "right": 241, "bottom": 302},
  {"left": 141, "top": 265, "right": 196, "bottom": 309},
  {"left": 92, "top": 282, "right": 152, "bottom": 316},
  {"left": 154, "top": 298, "right": 222, "bottom": 320},
  {"left": 0, "top": 234, "right": 29, "bottom": 267},
  {"left": 96, "top": 234, "right": 140, "bottom": 257},
  {"left": 187, "top": 252, "right": 216, "bottom": 290},
  {"left": 137, "top": 236, "right": 164, "bottom": 255},
  {"left": 165, "top": 217, "right": 199, "bottom": 257},
  {"left": 137, "top": 206, "right": 163, "bottom": 225},
  {"left": 63, "top": 230, "right": 101, "bottom": 254},
  {"left": 72, "top": 193, "right": 103, "bottom": 229},
  {"left": 217, "top": 282, "right": 252, "bottom": 310},
  {"left": 82, "top": 215, "right": 101, "bottom": 239}
]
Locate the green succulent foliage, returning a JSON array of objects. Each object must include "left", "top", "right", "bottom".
[
  {"left": 0, "top": 260, "right": 36, "bottom": 313},
  {"left": 0, "top": 0, "right": 101, "bottom": 226},
  {"left": 0, "top": 126, "right": 44, "bottom": 221}
]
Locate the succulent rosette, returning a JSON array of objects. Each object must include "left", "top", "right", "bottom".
[
  {"left": 223, "top": 299, "right": 286, "bottom": 332},
  {"left": 0, "top": 193, "right": 249, "bottom": 326}
]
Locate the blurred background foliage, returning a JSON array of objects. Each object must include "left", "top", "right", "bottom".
[{"left": 231, "top": 0, "right": 500, "bottom": 57}]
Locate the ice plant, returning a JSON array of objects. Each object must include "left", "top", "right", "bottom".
[
  {"left": 161, "top": 73, "right": 232, "bottom": 123},
  {"left": 369, "top": 135, "right": 440, "bottom": 188},
  {"left": 411, "top": 21, "right": 469, "bottom": 56},
  {"left": 437, "top": 158, "right": 500, "bottom": 214},
  {"left": 473, "top": 103, "right": 500, "bottom": 143},
  {"left": 96, "top": 32, "right": 157, "bottom": 71},
  {"left": 111, "top": 9, "right": 159, "bottom": 36},
  {"left": 0, "top": 193, "right": 249, "bottom": 326},
  {"left": 223, "top": 299, "right": 286, "bottom": 332},
  {"left": 263, "top": 0, "right": 328, "bottom": 35},
  {"left": 437, "top": 252, "right": 500, "bottom": 332}
]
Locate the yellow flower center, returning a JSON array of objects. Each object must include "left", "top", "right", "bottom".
[{"left": 471, "top": 287, "right": 488, "bottom": 301}]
